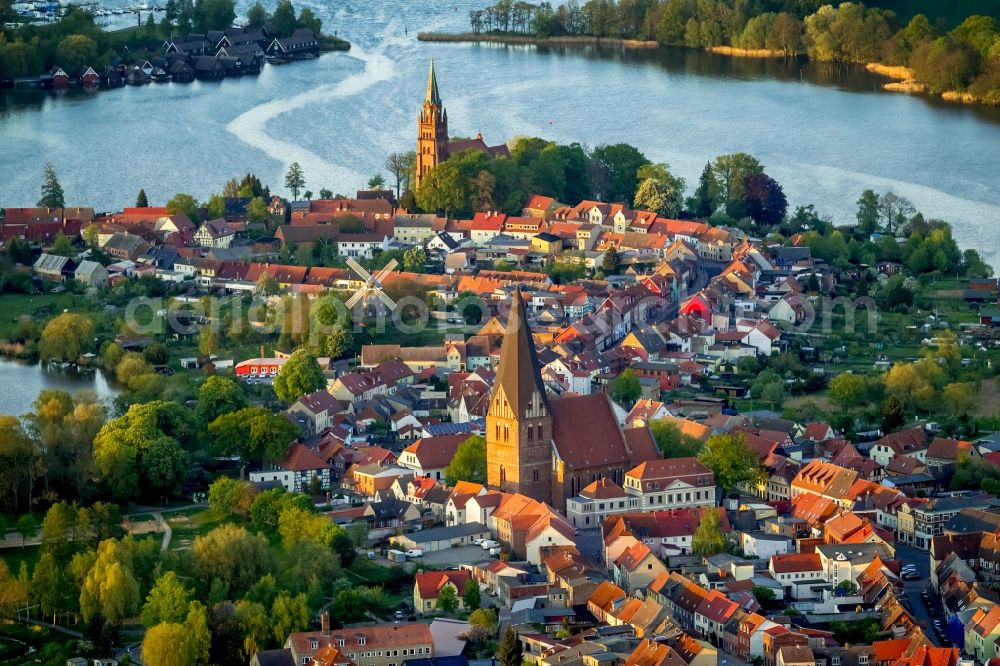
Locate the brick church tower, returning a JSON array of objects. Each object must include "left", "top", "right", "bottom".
[
  {"left": 416, "top": 61, "right": 448, "bottom": 191},
  {"left": 486, "top": 288, "right": 553, "bottom": 504}
]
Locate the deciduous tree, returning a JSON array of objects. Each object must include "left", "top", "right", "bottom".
[
  {"left": 611, "top": 369, "right": 641, "bottom": 405},
  {"left": 141, "top": 571, "right": 192, "bottom": 627},
  {"left": 698, "top": 433, "right": 762, "bottom": 494},
  {"left": 692, "top": 508, "right": 727, "bottom": 556},
  {"left": 39, "top": 313, "right": 94, "bottom": 363},
  {"left": 444, "top": 435, "right": 487, "bottom": 486},
  {"left": 196, "top": 375, "right": 248, "bottom": 425},
  {"left": 633, "top": 163, "right": 685, "bottom": 217},
  {"left": 436, "top": 584, "right": 458, "bottom": 613},
  {"left": 273, "top": 348, "right": 325, "bottom": 402}
]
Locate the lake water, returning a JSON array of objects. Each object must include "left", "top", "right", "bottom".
[
  {"left": 1, "top": 0, "right": 999, "bottom": 268},
  {"left": 0, "top": 359, "right": 118, "bottom": 416}
]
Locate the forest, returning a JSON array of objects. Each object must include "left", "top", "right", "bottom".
[{"left": 468, "top": 0, "right": 1000, "bottom": 104}]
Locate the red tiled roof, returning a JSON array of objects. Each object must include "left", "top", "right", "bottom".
[
  {"left": 770, "top": 553, "right": 822, "bottom": 574},
  {"left": 278, "top": 443, "right": 327, "bottom": 472},
  {"left": 415, "top": 570, "right": 471, "bottom": 599}
]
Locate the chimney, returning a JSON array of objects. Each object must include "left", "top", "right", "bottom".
[{"left": 321, "top": 611, "right": 330, "bottom": 636}]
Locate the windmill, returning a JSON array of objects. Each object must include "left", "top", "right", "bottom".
[{"left": 345, "top": 257, "right": 398, "bottom": 311}]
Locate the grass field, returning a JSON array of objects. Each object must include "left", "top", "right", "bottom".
[
  {"left": 165, "top": 508, "right": 241, "bottom": 551},
  {"left": 0, "top": 293, "right": 93, "bottom": 339}
]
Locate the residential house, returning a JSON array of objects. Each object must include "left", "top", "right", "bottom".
[
  {"left": 414, "top": 570, "right": 472, "bottom": 614},
  {"left": 612, "top": 541, "right": 667, "bottom": 593},
  {"left": 249, "top": 443, "right": 330, "bottom": 493}
]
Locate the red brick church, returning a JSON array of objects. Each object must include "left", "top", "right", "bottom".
[
  {"left": 416, "top": 61, "right": 510, "bottom": 190},
  {"left": 486, "top": 289, "right": 661, "bottom": 510}
]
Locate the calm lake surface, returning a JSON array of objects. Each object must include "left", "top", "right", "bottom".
[
  {"left": 1, "top": 0, "right": 999, "bottom": 268},
  {"left": 0, "top": 359, "right": 118, "bottom": 416}
]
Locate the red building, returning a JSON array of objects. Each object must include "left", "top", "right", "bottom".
[{"left": 234, "top": 356, "right": 287, "bottom": 381}]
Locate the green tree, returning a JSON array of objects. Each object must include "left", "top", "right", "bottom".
[
  {"left": 444, "top": 435, "right": 487, "bottom": 486},
  {"left": 246, "top": 0, "right": 267, "bottom": 24},
  {"left": 464, "top": 579, "right": 482, "bottom": 611},
  {"left": 691, "top": 508, "right": 727, "bottom": 556},
  {"left": 50, "top": 232, "right": 75, "bottom": 257},
  {"left": 687, "top": 162, "right": 719, "bottom": 217},
  {"left": 246, "top": 196, "right": 269, "bottom": 224},
  {"left": 205, "top": 193, "right": 226, "bottom": 219},
  {"left": 55, "top": 34, "right": 97, "bottom": 75},
  {"left": 38, "top": 163, "right": 65, "bottom": 208},
  {"left": 323, "top": 324, "right": 353, "bottom": 359},
  {"left": 15, "top": 514, "right": 36, "bottom": 548},
  {"left": 271, "top": 591, "right": 310, "bottom": 642},
  {"left": 712, "top": 153, "right": 763, "bottom": 213},
  {"left": 285, "top": 162, "right": 305, "bottom": 200},
  {"left": 611, "top": 369, "right": 641, "bottom": 405},
  {"left": 39, "top": 313, "right": 94, "bottom": 363},
  {"left": 79, "top": 540, "right": 140, "bottom": 624},
  {"left": 403, "top": 247, "right": 428, "bottom": 272},
  {"left": 601, "top": 245, "right": 621, "bottom": 275},
  {"left": 92, "top": 401, "right": 195, "bottom": 499},
  {"left": 943, "top": 382, "right": 976, "bottom": 419},
  {"left": 142, "top": 622, "right": 195, "bottom": 666},
  {"left": 166, "top": 193, "right": 200, "bottom": 221},
  {"left": 698, "top": 433, "right": 761, "bottom": 494},
  {"left": 273, "top": 349, "right": 325, "bottom": 402},
  {"left": 752, "top": 585, "right": 776, "bottom": 603},
  {"left": 856, "top": 190, "right": 880, "bottom": 235},
  {"left": 633, "top": 163, "right": 686, "bottom": 217},
  {"left": 829, "top": 373, "right": 865, "bottom": 411},
  {"left": 436, "top": 583, "right": 458, "bottom": 613},
  {"left": 186, "top": 600, "right": 211, "bottom": 664},
  {"left": 196, "top": 375, "right": 248, "bottom": 424},
  {"left": 192, "top": 0, "right": 235, "bottom": 31},
  {"left": 209, "top": 407, "right": 298, "bottom": 462},
  {"left": 385, "top": 152, "right": 408, "bottom": 199},
  {"left": 590, "top": 143, "right": 649, "bottom": 202},
  {"left": 469, "top": 607, "right": 498, "bottom": 632},
  {"left": 650, "top": 420, "right": 701, "bottom": 458},
  {"left": 190, "top": 524, "right": 273, "bottom": 597},
  {"left": 32, "top": 551, "right": 66, "bottom": 623},
  {"left": 498, "top": 627, "right": 524, "bottom": 666},
  {"left": 208, "top": 477, "right": 244, "bottom": 514},
  {"left": 141, "top": 571, "right": 192, "bottom": 627},
  {"left": 416, "top": 160, "right": 466, "bottom": 213},
  {"left": 368, "top": 174, "right": 386, "bottom": 190},
  {"left": 270, "top": 0, "right": 297, "bottom": 36}
]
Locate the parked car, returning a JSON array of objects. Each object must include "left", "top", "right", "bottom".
[
  {"left": 405, "top": 548, "right": 424, "bottom": 558},
  {"left": 480, "top": 540, "right": 500, "bottom": 550}
]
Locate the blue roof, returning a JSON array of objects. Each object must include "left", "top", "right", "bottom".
[{"left": 424, "top": 419, "right": 484, "bottom": 436}]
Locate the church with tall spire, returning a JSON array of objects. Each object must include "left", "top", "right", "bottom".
[
  {"left": 486, "top": 290, "right": 662, "bottom": 510},
  {"left": 415, "top": 61, "right": 511, "bottom": 191},
  {"left": 416, "top": 61, "right": 448, "bottom": 191}
]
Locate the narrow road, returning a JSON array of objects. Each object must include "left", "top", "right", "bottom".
[{"left": 154, "top": 512, "right": 171, "bottom": 553}]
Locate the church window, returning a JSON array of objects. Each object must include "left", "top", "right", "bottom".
[
  {"left": 504, "top": 425, "right": 509, "bottom": 441},
  {"left": 533, "top": 468, "right": 539, "bottom": 482},
  {"left": 495, "top": 425, "right": 500, "bottom": 440},
  {"left": 500, "top": 466, "right": 506, "bottom": 483}
]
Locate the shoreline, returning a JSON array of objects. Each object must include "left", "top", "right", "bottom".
[
  {"left": 419, "top": 31, "right": 997, "bottom": 108},
  {"left": 865, "top": 61, "right": 988, "bottom": 106},
  {"left": 416, "top": 32, "right": 658, "bottom": 49}
]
